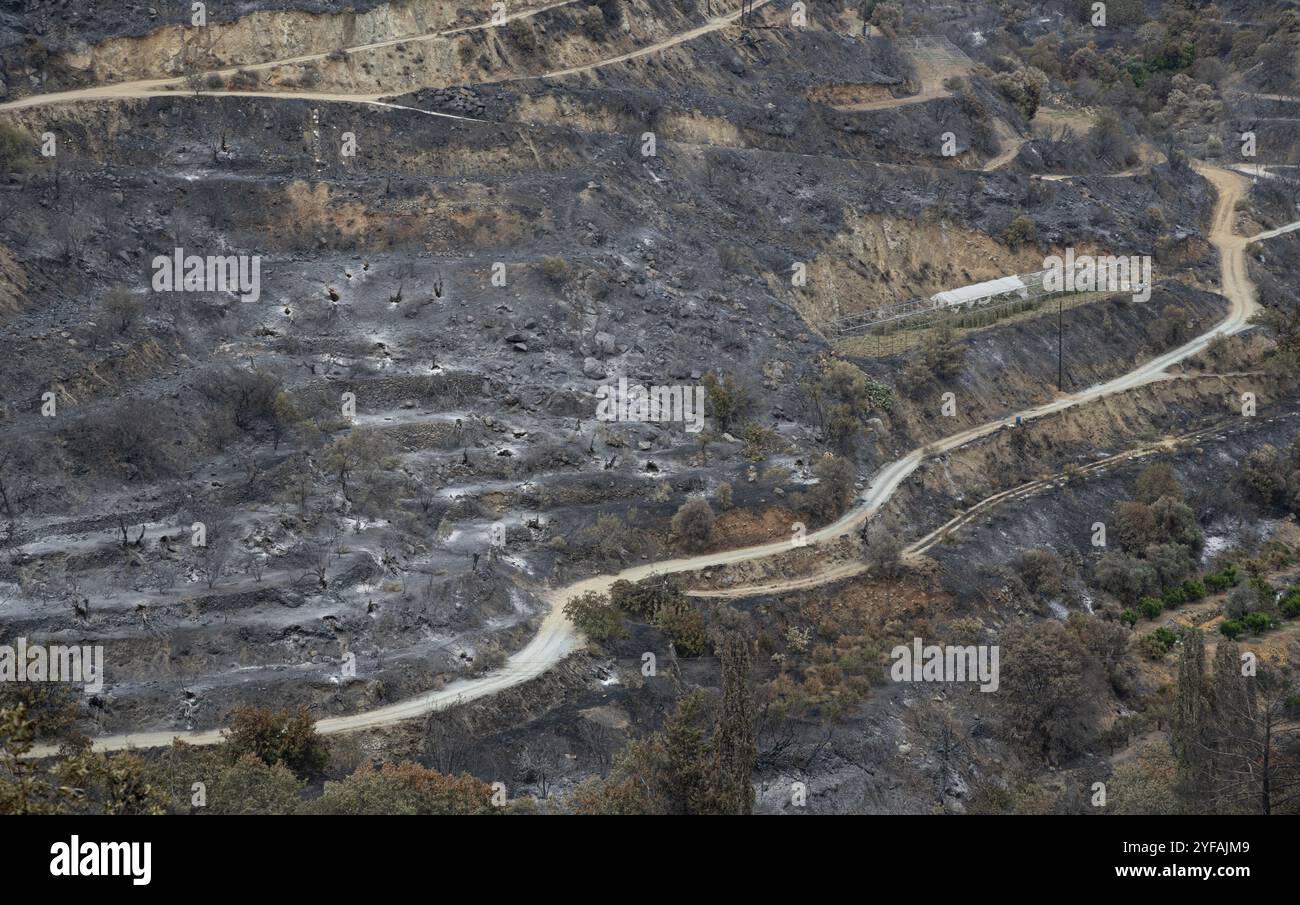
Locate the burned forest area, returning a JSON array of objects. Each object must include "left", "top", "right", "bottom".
[{"left": 0, "top": 0, "right": 1299, "bottom": 832}]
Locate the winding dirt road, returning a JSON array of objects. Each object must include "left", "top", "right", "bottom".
[
  {"left": 0, "top": 0, "right": 579, "bottom": 114},
  {"left": 1251, "top": 218, "right": 1300, "bottom": 242},
  {"left": 0, "top": 1, "right": 769, "bottom": 116},
  {"left": 32, "top": 163, "right": 1260, "bottom": 757},
  {"left": 6, "top": 87, "right": 485, "bottom": 121},
  {"left": 697, "top": 164, "right": 1258, "bottom": 599},
  {"left": 510, "top": 1, "right": 772, "bottom": 81}
]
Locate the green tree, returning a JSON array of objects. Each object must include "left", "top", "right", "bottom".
[
  {"left": 55, "top": 750, "right": 169, "bottom": 816},
  {"left": 0, "top": 704, "right": 80, "bottom": 814},
  {"left": 305, "top": 762, "right": 496, "bottom": 815},
  {"left": 702, "top": 372, "right": 750, "bottom": 431},
  {"left": 1136, "top": 462, "right": 1184, "bottom": 504},
  {"left": 655, "top": 593, "right": 710, "bottom": 657},
  {"left": 672, "top": 496, "right": 715, "bottom": 551},
  {"left": 998, "top": 622, "right": 1088, "bottom": 763},
  {"left": 992, "top": 67, "right": 1047, "bottom": 118},
  {"left": 1145, "top": 542, "right": 1195, "bottom": 589},
  {"left": 609, "top": 575, "right": 678, "bottom": 620},
  {"left": 563, "top": 590, "right": 628, "bottom": 643},
  {"left": 803, "top": 453, "right": 856, "bottom": 521},
  {"left": 208, "top": 755, "right": 303, "bottom": 814},
  {"left": 1095, "top": 552, "right": 1158, "bottom": 604},
  {"left": 144, "top": 742, "right": 302, "bottom": 814},
  {"left": 712, "top": 633, "right": 757, "bottom": 814},
  {"left": 1148, "top": 497, "right": 1202, "bottom": 550},
  {"left": 223, "top": 704, "right": 329, "bottom": 775},
  {"left": 621, "top": 693, "right": 726, "bottom": 815},
  {"left": 0, "top": 122, "right": 32, "bottom": 174},
  {"left": 1241, "top": 445, "right": 1283, "bottom": 505},
  {"left": 1170, "top": 629, "right": 1207, "bottom": 801}
]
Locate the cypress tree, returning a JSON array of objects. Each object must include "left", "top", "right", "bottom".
[
  {"left": 713, "top": 632, "right": 757, "bottom": 815},
  {"left": 1207, "top": 639, "right": 1257, "bottom": 812},
  {"left": 1170, "top": 628, "right": 1207, "bottom": 803}
]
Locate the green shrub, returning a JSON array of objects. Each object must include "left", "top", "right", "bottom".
[
  {"left": 1219, "top": 619, "right": 1244, "bottom": 640},
  {"left": 671, "top": 496, "right": 715, "bottom": 551},
  {"left": 609, "top": 577, "right": 671, "bottom": 620},
  {"left": 703, "top": 372, "right": 751, "bottom": 431},
  {"left": 1161, "top": 586, "right": 1187, "bottom": 609},
  {"left": 1138, "top": 632, "right": 1170, "bottom": 660},
  {"left": 1225, "top": 584, "right": 1260, "bottom": 620},
  {"left": 655, "top": 594, "right": 710, "bottom": 657},
  {"left": 715, "top": 481, "right": 733, "bottom": 510},
  {"left": 1139, "top": 626, "right": 1179, "bottom": 659},
  {"left": 224, "top": 705, "right": 329, "bottom": 775},
  {"left": 563, "top": 590, "right": 628, "bottom": 643},
  {"left": 992, "top": 67, "right": 1047, "bottom": 118},
  {"left": 1095, "top": 553, "right": 1158, "bottom": 604},
  {"left": 1016, "top": 549, "right": 1064, "bottom": 599},
  {"left": 1181, "top": 579, "right": 1206, "bottom": 601},
  {"left": 1138, "top": 596, "right": 1163, "bottom": 620},
  {"left": 1242, "top": 611, "right": 1274, "bottom": 634},
  {"left": 1120, "top": 608, "right": 1139, "bottom": 627},
  {"left": 1280, "top": 588, "right": 1300, "bottom": 619},
  {"left": 740, "top": 421, "right": 777, "bottom": 461},
  {"left": 0, "top": 122, "right": 33, "bottom": 173},
  {"left": 1003, "top": 215, "right": 1036, "bottom": 248},
  {"left": 1205, "top": 570, "right": 1235, "bottom": 593},
  {"left": 608, "top": 575, "right": 708, "bottom": 661}
]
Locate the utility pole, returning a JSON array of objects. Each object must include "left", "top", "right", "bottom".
[{"left": 1057, "top": 293, "right": 1064, "bottom": 392}]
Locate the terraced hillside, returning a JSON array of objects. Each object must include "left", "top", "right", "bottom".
[{"left": 0, "top": 0, "right": 1298, "bottom": 823}]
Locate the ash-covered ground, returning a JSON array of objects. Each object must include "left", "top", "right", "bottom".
[{"left": 1, "top": 0, "right": 1298, "bottom": 817}]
